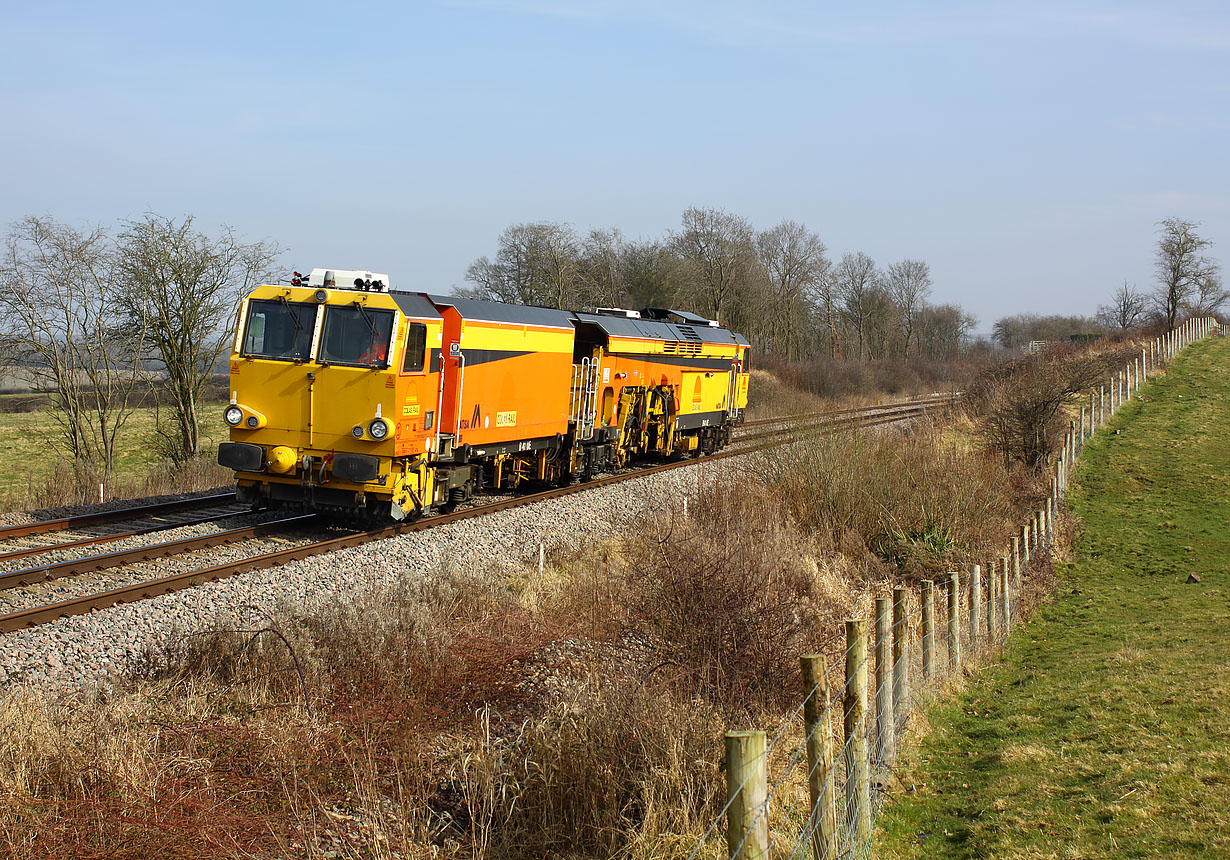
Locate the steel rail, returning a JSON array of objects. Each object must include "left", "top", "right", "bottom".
[
  {"left": 734, "top": 399, "right": 952, "bottom": 445},
  {"left": 0, "top": 493, "right": 240, "bottom": 541},
  {"left": 0, "top": 399, "right": 945, "bottom": 634},
  {"left": 737, "top": 392, "right": 957, "bottom": 429},
  {"left": 0, "top": 510, "right": 253, "bottom": 565},
  {"left": 0, "top": 514, "right": 316, "bottom": 591}
]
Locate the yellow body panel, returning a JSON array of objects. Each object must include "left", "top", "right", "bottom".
[
  {"left": 680, "top": 371, "right": 735, "bottom": 415},
  {"left": 225, "top": 284, "right": 443, "bottom": 514}
]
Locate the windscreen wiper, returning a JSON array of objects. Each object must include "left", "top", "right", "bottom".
[
  {"left": 353, "top": 301, "right": 378, "bottom": 336},
  {"left": 279, "top": 295, "right": 304, "bottom": 331}
]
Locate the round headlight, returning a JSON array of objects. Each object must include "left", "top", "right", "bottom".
[
  {"left": 224, "top": 406, "right": 243, "bottom": 426},
  {"left": 246, "top": 415, "right": 259, "bottom": 428},
  {"left": 314, "top": 289, "right": 328, "bottom": 303},
  {"left": 352, "top": 425, "right": 365, "bottom": 439},
  {"left": 368, "top": 418, "right": 390, "bottom": 440}
]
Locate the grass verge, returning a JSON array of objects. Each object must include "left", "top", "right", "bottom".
[
  {"left": 875, "top": 335, "right": 1230, "bottom": 858},
  {"left": 0, "top": 402, "right": 232, "bottom": 510}
]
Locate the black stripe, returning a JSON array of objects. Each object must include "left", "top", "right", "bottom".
[
  {"left": 675, "top": 410, "right": 730, "bottom": 431},
  {"left": 623, "top": 354, "right": 735, "bottom": 371},
  {"left": 455, "top": 348, "right": 535, "bottom": 367}
]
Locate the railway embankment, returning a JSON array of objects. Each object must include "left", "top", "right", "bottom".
[{"left": 876, "top": 334, "right": 1230, "bottom": 858}]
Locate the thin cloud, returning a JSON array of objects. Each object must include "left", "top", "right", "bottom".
[{"left": 444, "top": 0, "right": 1230, "bottom": 51}]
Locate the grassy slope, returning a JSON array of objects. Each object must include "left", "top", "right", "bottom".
[
  {"left": 876, "top": 336, "right": 1230, "bottom": 859},
  {"left": 0, "top": 403, "right": 229, "bottom": 498}
]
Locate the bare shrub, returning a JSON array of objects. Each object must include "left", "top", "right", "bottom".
[
  {"left": 744, "top": 368, "right": 826, "bottom": 417},
  {"left": 453, "top": 674, "right": 724, "bottom": 860},
  {"left": 3, "top": 452, "right": 232, "bottom": 513},
  {"left": 750, "top": 421, "right": 1018, "bottom": 577},
  {"left": 760, "top": 351, "right": 985, "bottom": 401},
  {"left": 151, "top": 563, "right": 525, "bottom": 724},
  {"left": 965, "top": 347, "right": 1108, "bottom": 470},
  {"left": 617, "top": 482, "right": 824, "bottom": 711}
]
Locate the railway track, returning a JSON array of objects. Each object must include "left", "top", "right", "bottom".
[
  {"left": 0, "top": 393, "right": 955, "bottom": 635},
  {"left": 0, "top": 493, "right": 247, "bottom": 564}
]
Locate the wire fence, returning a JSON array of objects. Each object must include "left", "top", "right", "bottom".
[{"left": 690, "top": 317, "right": 1217, "bottom": 860}]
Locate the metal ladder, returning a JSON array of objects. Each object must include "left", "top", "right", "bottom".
[
  {"left": 726, "top": 358, "right": 740, "bottom": 418},
  {"left": 570, "top": 357, "right": 601, "bottom": 440}
]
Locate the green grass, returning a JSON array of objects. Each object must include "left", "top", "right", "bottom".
[
  {"left": 0, "top": 402, "right": 230, "bottom": 504},
  {"left": 876, "top": 336, "right": 1230, "bottom": 859}
]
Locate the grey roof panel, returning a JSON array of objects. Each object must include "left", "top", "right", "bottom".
[
  {"left": 389, "top": 291, "right": 444, "bottom": 320},
  {"left": 575, "top": 312, "right": 745, "bottom": 346},
  {"left": 426, "top": 294, "right": 577, "bottom": 328}
]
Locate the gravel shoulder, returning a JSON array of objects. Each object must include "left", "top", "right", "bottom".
[{"left": 0, "top": 459, "right": 729, "bottom": 692}]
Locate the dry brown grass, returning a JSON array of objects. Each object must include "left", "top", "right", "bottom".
[
  {"left": 8, "top": 453, "right": 232, "bottom": 513},
  {"left": 0, "top": 406, "right": 1057, "bottom": 859},
  {"left": 748, "top": 419, "right": 1028, "bottom": 580}
]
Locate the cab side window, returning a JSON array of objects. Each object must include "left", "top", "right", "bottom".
[{"left": 402, "top": 323, "right": 427, "bottom": 373}]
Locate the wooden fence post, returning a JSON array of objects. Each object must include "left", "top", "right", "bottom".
[
  {"left": 921, "top": 580, "right": 934, "bottom": 681},
  {"left": 986, "top": 560, "right": 996, "bottom": 642},
  {"left": 800, "top": 655, "right": 837, "bottom": 860},
  {"left": 892, "top": 587, "right": 909, "bottom": 738},
  {"left": 844, "top": 620, "right": 870, "bottom": 850},
  {"left": 874, "top": 598, "right": 893, "bottom": 765},
  {"left": 947, "top": 573, "right": 961, "bottom": 673},
  {"left": 969, "top": 565, "right": 982, "bottom": 653},
  {"left": 725, "top": 731, "right": 768, "bottom": 860},
  {"left": 1022, "top": 522, "right": 1031, "bottom": 566},
  {"left": 1000, "top": 567, "right": 1011, "bottom": 635}
]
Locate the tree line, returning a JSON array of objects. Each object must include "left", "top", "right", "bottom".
[
  {"left": 459, "top": 207, "right": 977, "bottom": 362},
  {"left": 1, "top": 209, "right": 1221, "bottom": 488}
]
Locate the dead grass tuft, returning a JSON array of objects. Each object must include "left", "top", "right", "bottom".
[{"left": 749, "top": 419, "right": 1022, "bottom": 579}]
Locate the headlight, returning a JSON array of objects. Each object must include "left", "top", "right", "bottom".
[
  {"left": 245, "top": 415, "right": 260, "bottom": 428},
  {"left": 368, "top": 418, "right": 390, "bottom": 440},
  {"left": 314, "top": 289, "right": 328, "bottom": 303},
  {"left": 352, "top": 425, "right": 365, "bottom": 439},
  {"left": 224, "top": 406, "right": 243, "bottom": 426}
]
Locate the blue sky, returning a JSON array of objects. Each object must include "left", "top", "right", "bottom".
[{"left": 3, "top": 0, "right": 1227, "bottom": 330}]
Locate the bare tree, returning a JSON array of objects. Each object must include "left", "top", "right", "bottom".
[
  {"left": 117, "top": 214, "right": 279, "bottom": 463},
  {"left": 1096, "top": 282, "right": 1148, "bottom": 330},
  {"left": 0, "top": 216, "right": 148, "bottom": 485},
  {"left": 670, "top": 208, "right": 761, "bottom": 326},
  {"left": 574, "top": 228, "right": 630, "bottom": 309},
  {"left": 884, "top": 259, "right": 932, "bottom": 356},
  {"left": 1186, "top": 272, "right": 1229, "bottom": 318},
  {"left": 463, "top": 222, "right": 581, "bottom": 308},
  {"left": 834, "top": 252, "right": 880, "bottom": 360},
  {"left": 861, "top": 286, "right": 900, "bottom": 360},
  {"left": 619, "top": 239, "right": 693, "bottom": 309},
  {"left": 1154, "top": 217, "right": 1219, "bottom": 330},
  {"left": 968, "top": 351, "right": 1107, "bottom": 470},
  {"left": 756, "top": 221, "right": 829, "bottom": 361},
  {"left": 916, "top": 304, "right": 976, "bottom": 359}
]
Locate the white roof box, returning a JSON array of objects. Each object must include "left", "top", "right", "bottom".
[{"left": 307, "top": 268, "right": 391, "bottom": 292}]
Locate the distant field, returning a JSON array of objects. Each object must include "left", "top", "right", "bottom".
[
  {"left": 0, "top": 401, "right": 230, "bottom": 505},
  {"left": 876, "top": 336, "right": 1230, "bottom": 858}
]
